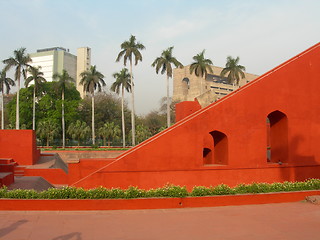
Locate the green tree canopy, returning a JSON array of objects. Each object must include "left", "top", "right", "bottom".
[
  {"left": 98, "top": 122, "right": 121, "bottom": 146},
  {"left": 190, "top": 50, "right": 213, "bottom": 78},
  {"left": 220, "top": 56, "right": 246, "bottom": 85},
  {"left": 67, "top": 120, "right": 90, "bottom": 146},
  {"left": 37, "top": 119, "right": 60, "bottom": 147}
]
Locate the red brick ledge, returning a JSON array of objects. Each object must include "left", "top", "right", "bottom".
[{"left": 0, "top": 190, "right": 319, "bottom": 211}]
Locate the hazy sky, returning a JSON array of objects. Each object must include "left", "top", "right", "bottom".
[{"left": 1, "top": 0, "right": 320, "bottom": 114}]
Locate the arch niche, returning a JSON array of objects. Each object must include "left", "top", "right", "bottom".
[
  {"left": 266, "top": 110, "right": 288, "bottom": 163},
  {"left": 203, "top": 130, "right": 228, "bottom": 165}
]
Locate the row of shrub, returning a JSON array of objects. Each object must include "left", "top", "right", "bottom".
[{"left": 1, "top": 179, "right": 319, "bottom": 199}]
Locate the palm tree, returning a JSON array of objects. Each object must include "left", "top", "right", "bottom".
[
  {"left": 98, "top": 122, "right": 121, "bottom": 146},
  {"left": 0, "top": 69, "right": 15, "bottom": 129},
  {"left": 25, "top": 66, "right": 46, "bottom": 130},
  {"left": 111, "top": 68, "right": 131, "bottom": 147},
  {"left": 116, "top": 35, "right": 145, "bottom": 146},
  {"left": 220, "top": 56, "right": 246, "bottom": 87},
  {"left": 79, "top": 65, "right": 105, "bottom": 145},
  {"left": 53, "top": 69, "right": 75, "bottom": 148},
  {"left": 67, "top": 120, "right": 90, "bottom": 146},
  {"left": 152, "top": 46, "right": 183, "bottom": 127},
  {"left": 130, "top": 124, "right": 151, "bottom": 144},
  {"left": 3, "top": 47, "right": 32, "bottom": 129},
  {"left": 189, "top": 50, "right": 213, "bottom": 94},
  {"left": 37, "top": 119, "right": 59, "bottom": 147}
]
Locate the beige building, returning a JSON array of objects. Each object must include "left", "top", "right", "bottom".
[
  {"left": 173, "top": 65, "right": 259, "bottom": 107},
  {"left": 76, "top": 47, "right": 91, "bottom": 98},
  {"left": 29, "top": 47, "right": 91, "bottom": 98},
  {"left": 29, "top": 47, "right": 77, "bottom": 82}
]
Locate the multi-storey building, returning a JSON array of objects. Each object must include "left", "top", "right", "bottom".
[
  {"left": 76, "top": 47, "right": 91, "bottom": 98},
  {"left": 29, "top": 47, "right": 91, "bottom": 97},
  {"left": 29, "top": 47, "right": 77, "bottom": 82},
  {"left": 173, "top": 65, "right": 259, "bottom": 107}
]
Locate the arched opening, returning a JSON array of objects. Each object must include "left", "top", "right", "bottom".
[
  {"left": 203, "top": 131, "right": 228, "bottom": 165},
  {"left": 267, "top": 110, "right": 288, "bottom": 164},
  {"left": 211, "top": 131, "right": 228, "bottom": 165}
]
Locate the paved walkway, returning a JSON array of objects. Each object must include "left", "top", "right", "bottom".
[{"left": 0, "top": 201, "right": 319, "bottom": 240}]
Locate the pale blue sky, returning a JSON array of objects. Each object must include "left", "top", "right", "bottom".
[{"left": 1, "top": 0, "right": 320, "bottom": 114}]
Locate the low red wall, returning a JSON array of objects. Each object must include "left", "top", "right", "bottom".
[
  {"left": 0, "top": 130, "right": 40, "bottom": 165},
  {"left": 73, "top": 164, "right": 320, "bottom": 190},
  {"left": 68, "top": 159, "right": 116, "bottom": 185},
  {"left": 24, "top": 169, "right": 68, "bottom": 185},
  {"left": 0, "top": 190, "right": 318, "bottom": 211}
]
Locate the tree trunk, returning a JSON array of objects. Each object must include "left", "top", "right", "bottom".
[
  {"left": 1, "top": 89, "right": 4, "bottom": 130},
  {"left": 16, "top": 76, "right": 20, "bottom": 130},
  {"left": 121, "top": 86, "right": 126, "bottom": 147},
  {"left": 92, "top": 92, "right": 95, "bottom": 145},
  {"left": 46, "top": 136, "right": 49, "bottom": 147},
  {"left": 103, "top": 137, "right": 106, "bottom": 146},
  {"left": 166, "top": 75, "right": 171, "bottom": 127},
  {"left": 32, "top": 87, "right": 36, "bottom": 130},
  {"left": 130, "top": 61, "right": 135, "bottom": 146},
  {"left": 62, "top": 90, "right": 65, "bottom": 148}
]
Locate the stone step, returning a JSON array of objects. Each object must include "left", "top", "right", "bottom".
[
  {"left": 0, "top": 158, "right": 14, "bottom": 164},
  {"left": 0, "top": 163, "right": 15, "bottom": 173},
  {"left": 14, "top": 166, "right": 26, "bottom": 177}
]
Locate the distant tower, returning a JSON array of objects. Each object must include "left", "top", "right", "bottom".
[{"left": 76, "top": 47, "right": 91, "bottom": 98}]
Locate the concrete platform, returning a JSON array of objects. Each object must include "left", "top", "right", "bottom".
[
  {"left": 7, "top": 177, "right": 55, "bottom": 191},
  {"left": 0, "top": 201, "right": 319, "bottom": 240}
]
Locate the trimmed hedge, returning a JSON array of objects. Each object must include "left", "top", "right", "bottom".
[{"left": 1, "top": 179, "right": 320, "bottom": 199}]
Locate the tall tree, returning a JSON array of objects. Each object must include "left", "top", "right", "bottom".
[
  {"left": 116, "top": 35, "right": 145, "bottom": 146},
  {"left": 220, "top": 56, "right": 246, "bottom": 86},
  {"left": 25, "top": 66, "right": 46, "bottom": 130},
  {"left": 53, "top": 69, "right": 75, "bottom": 148},
  {"left": 189, "top": 50, "right": 213, "bottom": 94},
  {"left": 79, "top": 65, "right": 105, "bottom": 145},
  {"left": 3, "top": 47, "right": 32, "bottom": 129},
  {"left": 0, "top": 69, "right": 15, "bottom": 129},
  {"left": 111, "top": 68, "right": 131, "bottom": 147},
  {"left": 152, "top": 46, "right": 183, "bottom": 127}
]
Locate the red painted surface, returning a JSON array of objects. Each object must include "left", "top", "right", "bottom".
[
  {"left": 71, "top": 43, "right": 320, "bottom": 190},
  {"left": 68, "top": 159, "right": 116, "bottom": 185},
  {"left": 23, "top": 169, "right": 68, "bottom": 185},
  {"left": 0, "top": 130, "right": 40, "bottom": 165},
  {"left": 175, "top": 100, "right": 201, "bottom": 122},
  {"left": 0, "top": 190, "right": 319, "bottom": 211}
]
